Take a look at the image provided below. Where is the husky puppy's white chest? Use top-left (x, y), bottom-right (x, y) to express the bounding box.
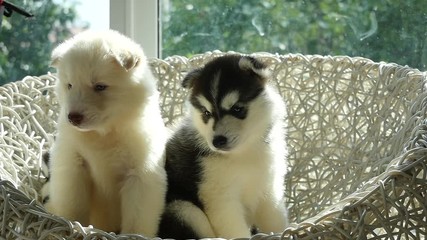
top-left (158, 55), bottom-right (289, 239)
top-left (199, 145), bottom-right (273, 211)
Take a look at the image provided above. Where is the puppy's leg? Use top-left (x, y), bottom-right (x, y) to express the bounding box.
top-left (204, 197), bottom-right (251, 238)
top-left (255, 193), bottom-right (288, 233)
top-left (158, 200), bottom-right (215, 239)
top-left (48, 147), bottom-right (91, 225)
top-left (171, 200), bottom-right (215, 238)
top-left (120, 167), bottom-right (166, 236)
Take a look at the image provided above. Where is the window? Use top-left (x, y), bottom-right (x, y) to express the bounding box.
top-left (1, 0), bottom-right (425, 85)
top-left (109, 0), bottom-right (158, 58)
top-left (159, 0), bottom-right (427, 70)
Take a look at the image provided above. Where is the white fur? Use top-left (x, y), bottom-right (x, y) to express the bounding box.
top-left (196, 95), bottom-right (214, 113)
top-left (220, 91), bottom-right (240, 110)
top-left (192, 95), bottom-right (217, 152)
top-left (238, 57), bottom-right (271, 79)
top-left (194, 85), bottom-right (288, 238)
top-left (47, 30), bottom-right (167, 236)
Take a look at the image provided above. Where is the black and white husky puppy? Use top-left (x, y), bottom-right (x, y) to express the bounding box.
top-left (158, 55), bottom-right (289, 239)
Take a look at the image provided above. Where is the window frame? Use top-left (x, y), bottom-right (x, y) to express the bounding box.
top-left (109, 0), bottom-right (159, 58)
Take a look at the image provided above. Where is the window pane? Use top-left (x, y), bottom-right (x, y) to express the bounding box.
top-left (160, 0), bottom-right (427, 70)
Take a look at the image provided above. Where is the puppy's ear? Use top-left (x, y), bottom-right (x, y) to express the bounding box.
top-left (182, 68), bottom-right (202, 89)
top-left (50, 53), bottom-right (61, 67)
top-left (238, 56), bottom-right (271, 81)
top-left (112, 52), bottom-right (140, 71)
top-left (50, 41), bottom-right (71, 67)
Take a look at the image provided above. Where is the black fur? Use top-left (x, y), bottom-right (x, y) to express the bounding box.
top-left (41, 151), bottom-right (51, 204)
top-left (186, 55), bottom-right (266, 102)
top-left (182, 68), bottom-right (202, 89)
top-left (164, 124), bottom-right (209, 208)
top-left (157, 121), bottom-right (211, 239)
top-left (157, 200), bottom-right (199, 240)
top-left (42, 151), bottom-right (50, 179)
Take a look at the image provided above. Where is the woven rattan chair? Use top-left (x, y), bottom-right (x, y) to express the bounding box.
top-left (1, 51), bottom-right (426, 239)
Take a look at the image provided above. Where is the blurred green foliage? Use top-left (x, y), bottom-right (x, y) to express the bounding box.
top-left (161, 0), bottom-right (427, 70)
top-left (0, 0), bottom-right (76, 84)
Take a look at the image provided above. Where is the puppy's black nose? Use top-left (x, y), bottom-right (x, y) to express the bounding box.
top-left (68, 112), bottom-right (84, 126)
top-left (212, 135), bottom-right (228, 149)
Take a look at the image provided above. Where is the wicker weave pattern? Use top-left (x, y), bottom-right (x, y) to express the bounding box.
top-left (1, 52), bottom-right (426, 239)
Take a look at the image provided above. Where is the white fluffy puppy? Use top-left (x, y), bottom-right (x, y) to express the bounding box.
top-left (47, 30), bottom-right (167, 236)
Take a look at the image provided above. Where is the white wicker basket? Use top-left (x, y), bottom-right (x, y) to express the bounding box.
top-left (1, 51), bottom-right (426, 239)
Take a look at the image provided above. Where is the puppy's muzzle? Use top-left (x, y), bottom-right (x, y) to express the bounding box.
top-left (68, 112), bottom-right (84, 126)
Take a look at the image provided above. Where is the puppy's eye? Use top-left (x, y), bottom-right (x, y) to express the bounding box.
top-left (94, 84), bottom-right (108, 92)
top-left (203, 110), bottom-right (212, 117)
top-left (201, 108), bottom-right (212, 118)
top-left (231, 105), bottom-right (243, 113)
top-left (67, 83), bottom-right (72, 90)
top-left (230, 105), bottom-right (246, 119)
